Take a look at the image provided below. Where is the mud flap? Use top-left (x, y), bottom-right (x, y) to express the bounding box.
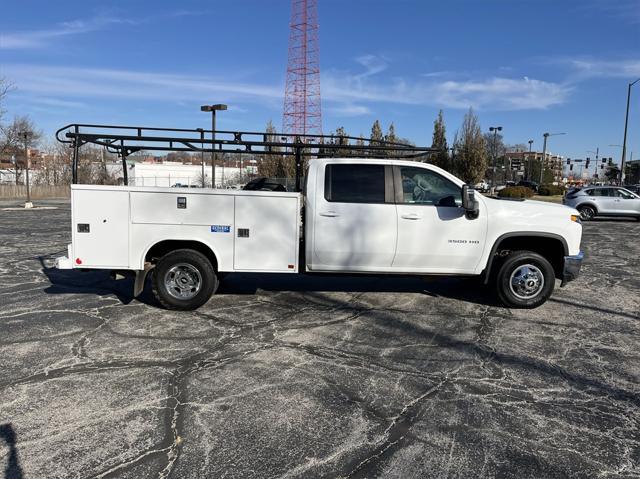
top-left (134, 264), bottom-right (155, 297)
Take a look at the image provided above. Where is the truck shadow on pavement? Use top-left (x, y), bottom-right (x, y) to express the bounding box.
top-left (217, 273), bottom-right (501, 306)
top-left (0, 423), bottom-right (23, 479)
top-left (39, 254), bottom-right (499, 308)
top-left (39, 256), bottom-right (137, 306)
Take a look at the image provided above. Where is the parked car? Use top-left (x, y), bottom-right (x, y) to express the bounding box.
top-left (495, 181), bottom-right (516, 192)
top-left (563, 186), bottom-right (640, 221)
top-left (517, 180), bottom-right (539, 193)
top-left (243, 177), bottom-right (287, 192)
top-left (475, 180), bottom-right (490, 192)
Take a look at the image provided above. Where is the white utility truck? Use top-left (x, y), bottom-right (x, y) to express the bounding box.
top-left (55, 124), bottom-right (584, 310)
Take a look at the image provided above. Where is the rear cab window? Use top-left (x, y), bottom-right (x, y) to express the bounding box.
top-left (324, 163), bottom-right (387, 203)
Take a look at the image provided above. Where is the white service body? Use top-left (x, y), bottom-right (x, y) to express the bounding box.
top-left (61, 185), bottom-right (301, 273)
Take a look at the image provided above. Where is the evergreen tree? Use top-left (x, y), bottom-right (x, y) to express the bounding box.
top-left (333, 126), bottom-right (349, 157)
top-left (385, 123), bottom-right (397, 144)
top-left (370, 120), bottom-right (383, 145)
top-left (453, 108), bottom-right (487, 184)
top-left (369, 120), bottom-right (384, 157)
top-left (431, 110), bottom-right (450, 170)
top-left (258, 120), bottom-right (294, 178)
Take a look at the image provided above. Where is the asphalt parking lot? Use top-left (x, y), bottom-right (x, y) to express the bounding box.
top-left (1, 199), bottom-right (639, 479)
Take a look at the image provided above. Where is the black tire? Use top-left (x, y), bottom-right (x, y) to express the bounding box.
top-left (578, 205), bottom-right (596, 221)
top-left (152, 249), bottom-right (218, 310)
top-left (495, 251), bottom-right (555, 309)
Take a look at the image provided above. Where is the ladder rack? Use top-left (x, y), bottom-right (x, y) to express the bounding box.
top-left (56, 123), bottom-right (438, 191)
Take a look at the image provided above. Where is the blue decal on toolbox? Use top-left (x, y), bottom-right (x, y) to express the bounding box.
top-left (211, 225), bottom-right (231, 233)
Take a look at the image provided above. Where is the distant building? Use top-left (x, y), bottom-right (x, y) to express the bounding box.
top-left (504, 151), bottom-right (564, 183)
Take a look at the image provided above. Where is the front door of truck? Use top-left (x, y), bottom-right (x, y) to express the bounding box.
top-left (392, 165), bottom-right (487, 273)
top-left (312, 163), bottom-right (397, 269)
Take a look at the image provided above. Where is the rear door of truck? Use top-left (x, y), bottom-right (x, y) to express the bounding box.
top-left (312, 163), bottom-right (397, 269)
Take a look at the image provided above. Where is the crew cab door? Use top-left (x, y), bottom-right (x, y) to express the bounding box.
top-left (312, 163), bottom-right (397, 269)
top-left (392, 165), bottom-right (487, 273)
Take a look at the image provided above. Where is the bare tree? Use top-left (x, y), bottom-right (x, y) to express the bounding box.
top-left (0, 116), bottom-right (42, 184)
top-left (0, 77), bottom-right (14, 125)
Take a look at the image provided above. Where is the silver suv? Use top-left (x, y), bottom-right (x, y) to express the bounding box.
top-left (563, 186), bottom-right (640, 221)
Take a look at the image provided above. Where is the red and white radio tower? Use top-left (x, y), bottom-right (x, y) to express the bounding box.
top-left (283, 0), bottom-right (322, 137)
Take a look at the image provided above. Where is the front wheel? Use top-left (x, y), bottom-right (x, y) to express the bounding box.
top-left (495, 251), bottom-right (555, 309)
top-left (152, 249), bottom-right (218, 310)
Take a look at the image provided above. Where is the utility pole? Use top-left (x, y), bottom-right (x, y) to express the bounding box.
top-left (201, 104), bottom-right (228, 188)
top-left (620, 78), bottom-right (640, 185)
top-left (20, 131), bottom-right (33, 208)
top-left (526, 139), bottom-right (533, 180)
top-left (540, 132), bottom-right (566, 184)
top-left (489, 126), bottom-right (502, 190)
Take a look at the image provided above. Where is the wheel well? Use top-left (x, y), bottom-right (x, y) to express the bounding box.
top-left (486, 235), bottom-right (566, 281)
top-left (145, 240), bottom-right (218, 271)
top-left (577, 202), bottom-right (597, 212)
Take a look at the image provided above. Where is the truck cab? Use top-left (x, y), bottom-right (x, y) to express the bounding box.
top-left (305, 159), bottom-right (583, 307)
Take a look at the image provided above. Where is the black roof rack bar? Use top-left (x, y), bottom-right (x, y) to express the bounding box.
top-left (56, 123), bottom-right (439, 189)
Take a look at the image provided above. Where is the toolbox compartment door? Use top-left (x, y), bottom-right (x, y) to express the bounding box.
top-left (233, 195), bottom-right (299, 272)
top-left (72, 188), bottom-right (130, 268)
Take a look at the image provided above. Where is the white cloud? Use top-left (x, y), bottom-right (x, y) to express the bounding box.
top-left (354, 54), bottom-right (389, 78)
top-left (0, 10), bottom-right (207, 50)
top-left (323, 72), bottom-right (571, 111)
top-left (326, 104), bottom-right (372, 116)
top-left (5, 64), bottom-right (282, 103)
top-left (568, 58), bottom-right (640, 79)
top-left (0, 15), bottom-right (136, 49)
top-left (5, 60), bottom-right (572, 118)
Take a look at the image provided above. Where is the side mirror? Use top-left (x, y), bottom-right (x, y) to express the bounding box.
top-left (462, 185), bottom-right (479, 219)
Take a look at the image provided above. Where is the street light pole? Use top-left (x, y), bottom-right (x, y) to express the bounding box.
top-left (620, 78), bottom-right (640, 185)
top-left (489, 126), bottom-right (502, 190)
top-left (540, 132), bottom-right (566, 184)
top-left (527, 139), bottom-right (533, 180)
top-left (20, 131), bottom-right (32, 207)
top-left (201, 104), bottom-right (228, 188)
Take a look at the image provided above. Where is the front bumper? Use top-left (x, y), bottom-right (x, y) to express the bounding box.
top-left (561, 251), bottom-right (584, 287)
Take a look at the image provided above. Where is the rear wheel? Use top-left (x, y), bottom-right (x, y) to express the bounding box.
top-left (496, 251), bottom-right (555, 309)
top-left (152, 249), bottom-right (218, 310)
top-left (578, 205), bottom-right (596, 221)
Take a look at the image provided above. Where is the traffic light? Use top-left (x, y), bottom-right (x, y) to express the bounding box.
top-left (570, 164), bottom-right (573, 171)
top-left (586, 159), bottom-right (590, 168)
top-left (566, 158), bottom-right (571, 165)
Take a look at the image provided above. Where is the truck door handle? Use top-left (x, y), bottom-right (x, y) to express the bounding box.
top-left (401, 213), bottom-right (421, 220)
top-left (320, 211), bottom-right (339, 217)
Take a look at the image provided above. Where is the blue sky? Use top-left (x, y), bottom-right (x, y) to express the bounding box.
top-left (1, 0), bottom-right (639, 165)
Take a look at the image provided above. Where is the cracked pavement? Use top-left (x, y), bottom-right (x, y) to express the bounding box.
top-left (0, 199), bottom-right (639, 478)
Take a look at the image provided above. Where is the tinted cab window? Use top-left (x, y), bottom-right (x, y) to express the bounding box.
top-left (324, 164), bottom-right (385, 203)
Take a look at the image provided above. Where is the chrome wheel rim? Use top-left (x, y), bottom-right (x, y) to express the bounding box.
top-left (509, 263), bottom-right (545, 300)
top-left (579, 207), bottom-right (594, 220)
top-left (164, 263), bottom-right (202, 300)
